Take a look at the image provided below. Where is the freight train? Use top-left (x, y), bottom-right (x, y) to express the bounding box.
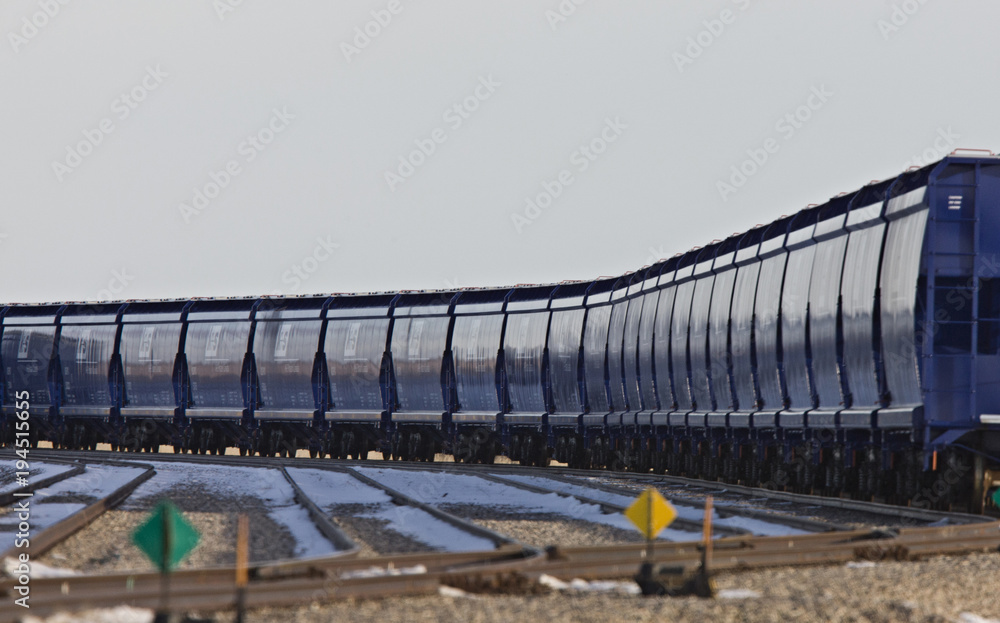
top-left (3, 154), bottom-right (1000, 511)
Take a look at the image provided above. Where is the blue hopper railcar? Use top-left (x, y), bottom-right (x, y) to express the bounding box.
top-left (2, 153), bottom-right (999, 511)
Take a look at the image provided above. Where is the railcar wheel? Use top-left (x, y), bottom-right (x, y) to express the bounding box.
top-left (408, 432), bottom-right (421, 462)
top-left (482, 442), bottom-right (496, 464)
top-left (357, 438), bottom-right (369, 460)
top-left (520, 435), bottom-right (535, 466)
top-left (454, 433), bottom-right (470, 464)
top-left (535, 441), bottom-right (550, 468)
top-left (607, 438), bottom-right (624, 472)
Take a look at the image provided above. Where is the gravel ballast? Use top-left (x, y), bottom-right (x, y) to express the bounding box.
top-left (38, 485), bottom-right (300, 573)
top-left (329, 503), bottom-right (437, 557)
top-left (202, 551), bottom-right (1000, 623)
top-left (446, 505), bottom-right (659, 548)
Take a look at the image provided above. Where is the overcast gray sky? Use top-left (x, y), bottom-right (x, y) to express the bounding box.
top-left (1, 0), bottom-right (997, 304)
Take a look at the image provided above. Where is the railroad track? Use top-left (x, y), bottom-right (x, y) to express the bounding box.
top-left (9, 448), bottom-right (989, 533)
top-left (0, 458), bottom-right (85, 507)
top-left (0, 546), bottom-right (538, 621)
top-left (459, 468), bottom-right (839, 535)
top-left (2, 448), bottom-right (998, 619)
top-left (450, 462), bottom-right (991, 529)
top-left (2, 519), bottom-right (997, 620)
top-left (0, 458), bottom-right (155, 561)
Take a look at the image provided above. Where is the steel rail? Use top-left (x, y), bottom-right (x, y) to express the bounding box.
top-left (338, 465), bottom-right (518, 548)
top-left (463, 467), bottom-right (838, 534)
top-left (2, 522), bottom-right (996, 620)
top-left (279, 466), bottom-right (358, 554)
top-left (440, 466), bottom-right (744, 537)
top-left (0, 462), bottom-right (155, 561)
top-left (7, 448), bottom-right (988, 529)
top-left (452, 462), bottom-right (990, 526)
top-left (538, 465), bottom-right (990, 524)
top-left (0, 547), bottom-right (544, 621)
top-left (533, 520), bottom-right (1000, 579)
top-left (0, 459), bottom-right (86, 507)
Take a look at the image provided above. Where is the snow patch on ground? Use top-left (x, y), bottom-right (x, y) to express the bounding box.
top-left (3, 557), bottom-right (79, 578)
top-left (718, 588), bottom-right (761, 599)
top-left (355, 468), bottom-right (693, 541)
top-left (38, 465), bottom-right (147, 500)
top-left (341, 563), bottom-right (427, 579)
top-left (288, 468), bottom-right (496, 552)
top-left (361, 505), bottom-right (495, 551)
top-left (0, 462), bottom-right (77, 495)
top-left (126, 461), bottom-right (287, 504)
top-left (497, 474), bottom-right (636, 506)
top-left (286, 467), bottom-right (391, 505)
top-left (496, 474), bottom-right (806, 537)
top-left (129, 461), bottom-right (339, 558)
top-left (23, 605), bottom-right (153, 623)
top-left (539, 574), bottom-right (640, 595)
top-left (710, 513), bottom-right (807, 537)
top-left (1, 466), bottom-right (148, 551)
top-left (438, 585), bottom-right (473, 598)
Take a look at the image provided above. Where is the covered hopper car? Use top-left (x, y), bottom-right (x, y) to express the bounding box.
top-left (3, 154), bottom-right (1000, 511)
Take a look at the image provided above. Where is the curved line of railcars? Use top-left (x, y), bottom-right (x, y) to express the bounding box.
top-left (2, 154), bottom-right (1000, 509)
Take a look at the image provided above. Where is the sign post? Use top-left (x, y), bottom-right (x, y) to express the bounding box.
top-left (235, 513), bottom-right (249, 623)
top-left (132, 500), bottom-right (201, 622)
top-left (624, 487), bottom-right (677, 570)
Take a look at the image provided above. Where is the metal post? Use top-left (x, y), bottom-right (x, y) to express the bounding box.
top-left (236, 513), bottom-right (250, 623)
top-left (154, 511), bottom-right (172, 623)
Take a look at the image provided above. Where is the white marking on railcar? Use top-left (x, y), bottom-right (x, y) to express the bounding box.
top-left (138, 326), bottom-right (155, 360)
top-left (205, 325), bottom-right (223, 358)
top-left (275, 323), bottom-right (292, 358)
top-left (344, 322), bottom-right (361, 358)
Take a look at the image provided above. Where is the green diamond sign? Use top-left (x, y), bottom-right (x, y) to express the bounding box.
top-left (132, 500), bottom-right (200, 573)
top-left (991, 488), bottom-right (1000, 510)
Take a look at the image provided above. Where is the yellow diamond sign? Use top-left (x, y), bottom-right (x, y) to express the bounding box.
top-left (624, 487), bottom-right (677, 540)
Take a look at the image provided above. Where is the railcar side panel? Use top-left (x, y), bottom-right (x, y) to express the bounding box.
top-left (389, 316), bottom-right (450, 413)
top-left (121, 323), bottom-right (182, 409)
top-left (548, 308), bottom-right (585, 414)
top-left (451, 314), bottom-right (504, 414)
top-left (59, 325), bottom-right (117, 410)
top-left (503, 311), bottom-right (549, 414)
top-left (186, 321), bottom-right (250, 410)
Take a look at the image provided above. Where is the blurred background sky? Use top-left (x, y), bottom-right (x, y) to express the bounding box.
top-left (2, 0), bottom-right (998, 303)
